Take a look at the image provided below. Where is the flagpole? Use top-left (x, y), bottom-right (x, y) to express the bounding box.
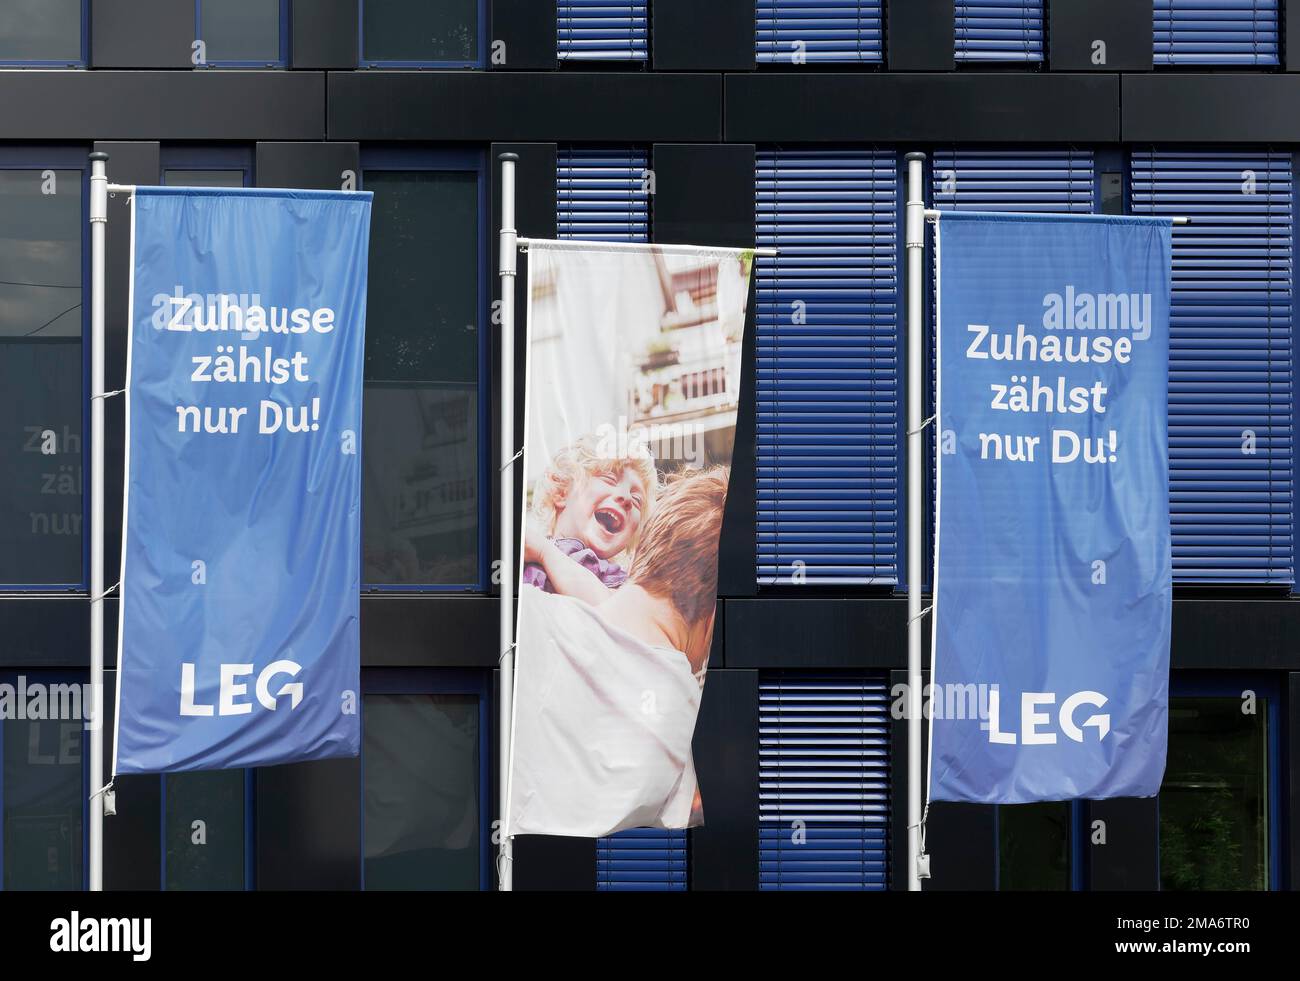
top-left (88, 150), bottom-right (109, 892)
top-left (497, 152), bottom-right (518, 891)
top-left (904, 151), bottom-right (927, 892)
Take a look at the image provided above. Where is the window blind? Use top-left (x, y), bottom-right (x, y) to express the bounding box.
top-left (755, 149), bottom-right (900, 585)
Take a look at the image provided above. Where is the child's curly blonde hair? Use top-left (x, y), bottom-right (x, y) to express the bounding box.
top-left (530, 433), bottom-right (660, 553)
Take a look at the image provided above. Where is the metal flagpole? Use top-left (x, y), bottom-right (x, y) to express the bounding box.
top-left (904, 151), bottom-right (927, 892)
top-left (497, 152), bottom-right (519, 891)
top-left (88, 150), bottom-right (109, 891)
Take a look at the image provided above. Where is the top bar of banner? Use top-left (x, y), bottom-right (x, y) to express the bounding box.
top-left (925, 209), bottom-right (1190, 226)
top-left (129, 185), bottom-right (373, 203)
top-left (517, 237), bottom-right (778, 256)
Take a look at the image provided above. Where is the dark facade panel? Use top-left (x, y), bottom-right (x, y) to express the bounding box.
top-left (1049, 0), bottom-right (1154, 71)
top-left (490, 0), bottom-right (558, 70)
top-left (1086, 798), bottom-right (1160, 889)
top-left (0, 599), bottom-right (88, 668)
top-left (654, 0), bottom-right (756, 71)
top-left (90, 0), bottom-right (194, 69)
top-left (1290, 673), bottom-right (1299, 889)
top-left (887, 0), bottom-right (956, 72)
top-left (0, 72), bottom-right (325, 140)
top-left (726, 598), bottom-right (908, 668)
top-left (1289, 0), bottom-right (1300, 72)
top-left (292, 0), bottom-right (359, 69)
top-left (1172, 600), bottom-right (1300, 670)
top-left (257, 757), bottom-right (362, 889)
top-left (652, 144), bottom-right (759, 598)
top-left (255, 141), bottom-right (360, 191)
top-left (725, 73), bottom-right (1121, 143)
top-left (361, 596), bottom-right (497, 666)
top-left (328, 72), bottom-right (722, 142)
top-left (691, 669), bottom-right (760, 889)
top-left (1123, 74), bottom-right (1300, 143)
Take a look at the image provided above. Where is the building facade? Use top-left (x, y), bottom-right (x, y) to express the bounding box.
top-left (0, 0), bottom-right (1295, 891)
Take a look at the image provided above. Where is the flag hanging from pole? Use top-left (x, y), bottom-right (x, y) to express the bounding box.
top-left (506, 242), bottom-right (754, 838)
top-left (114, 187), bottom-right (371, 774)
top-left (929, 211), bottom-right (1173, 803)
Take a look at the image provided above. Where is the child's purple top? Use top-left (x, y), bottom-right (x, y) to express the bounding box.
top-left (522, 537), bottom-right (628, 593)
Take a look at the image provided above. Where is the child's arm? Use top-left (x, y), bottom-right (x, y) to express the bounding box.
top-left (531, 536), bottom-right (617, 606)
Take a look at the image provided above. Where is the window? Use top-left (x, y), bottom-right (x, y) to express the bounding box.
top-left (1, 672), bottom-right (87, 890)
top-left (997, 802), bottom-right (1075, 890)
top-left (1130, 150), bottom-right (1294, 586)
top-left (755, 1), bottom-right (884, 64)
top-left (756, 149), bottom-right (899, 585)
top-left (954, 1), bottom-right (1045, 64)
top-left (197, 0), bottom-right (287, 68)
top-left (558, 1), bottom-right (649, 63)
top-left (361, 152), bottom-right (485, 589)
top-left (759, 674), bottom-right (890, 890)
top-left (0, 0), bottom-right (83, 66)
top-left (1160, 677), bottom-right (1279, 890)
top-left (1155, 0), bottom-right (1280, 66)
top-left (163, 770), bottom-right (252, 890)
top-left (362, 671), bottom-right (488, 890)
top-left (161, 145), bottom-right (252, 191)
top-left (0, 157), bottom-right (85, 589)
top-left (360, 0), bottom-right (482, 67)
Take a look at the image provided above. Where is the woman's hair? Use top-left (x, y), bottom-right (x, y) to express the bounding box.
top-left (627, 466), bottom-right (729, 628)
top-left (530, 433), bottom-right (659, 544)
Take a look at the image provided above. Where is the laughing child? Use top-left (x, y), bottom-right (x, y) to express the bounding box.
top-left (522, 434), bottom-right (659, 606)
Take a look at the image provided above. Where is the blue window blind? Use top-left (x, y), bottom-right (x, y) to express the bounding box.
top-left (558, 1), bottom-right (649, 62)
top-left (756, 1), bottom-right (885, 63)
top-left (555, 148), bottom-right (685, 889)
top-left (556, 148), bottom-right (650, 242)
top-left (596, 829), bottom-right (689, 890)
top-left (755, 150), bottom-right (900, 585)
top-left (759, 674), bottom-right (890, 890)
top-left (1154, 1), bottom-right (1280, 65)
top-left (954, 1), bottom-right (1045, 63)
top-left (1131, 150), bottom-right (1294, 585)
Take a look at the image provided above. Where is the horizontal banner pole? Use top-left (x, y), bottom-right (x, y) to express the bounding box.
top-left (924, 208), bottom-right (1190, 225)
top-left (518, 237), bottom-right (778, 256)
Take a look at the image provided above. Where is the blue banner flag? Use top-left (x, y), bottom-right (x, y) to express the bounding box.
top-left (114, 187), bottom-right (372, 774)
top-left (929, 212), bottom-right (1173, 803)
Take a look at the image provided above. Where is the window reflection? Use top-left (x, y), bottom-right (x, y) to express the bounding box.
top-left (1161, 697), bottom-right (1270, 890)
top-left (200, 0), bottom-right (281, 65)
top-left (165, 771), bottom-right (246, 890)
top-left (362, 0), bottom-right (478, 64)
top-left (0, 0), bottom-right (81, 63)
top-left (363, 693), bottom-right (480, 890)
top-left (363, 170), bottom-right (479, 586)
top-left (998, 802), bottom-right (1070, 891)
top-left (3, 718), bottom-right (83, 890)
top-left (0, 170), bottom-right (83, 586)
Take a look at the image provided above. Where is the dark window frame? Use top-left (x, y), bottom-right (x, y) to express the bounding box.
top-left (359, 147), bottom-right (489, 593)
top-left (360, 667), bottom-right (491, 890)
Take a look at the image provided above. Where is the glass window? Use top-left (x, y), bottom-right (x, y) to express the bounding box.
top-left (998, 802), bottom-right (1070, 890)
top-left (164, 771), bottom-right (247, 890)
top-left (362, 168), bottom-right (480, 588)
top-left (3, 711), bottom-right (84, 890)
top-left (0, 169), bottom-right (84, 587)
top-left (0, 0), bottom-right (82, 64)
top-left (363, 693), bottom-right (480, 889)
top-left (361, 0), bottom-right (479, 66)
top-left (1161, 696), bottom-right (1271, 890)
top-left (199, 0), bottom-right (283, 66)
